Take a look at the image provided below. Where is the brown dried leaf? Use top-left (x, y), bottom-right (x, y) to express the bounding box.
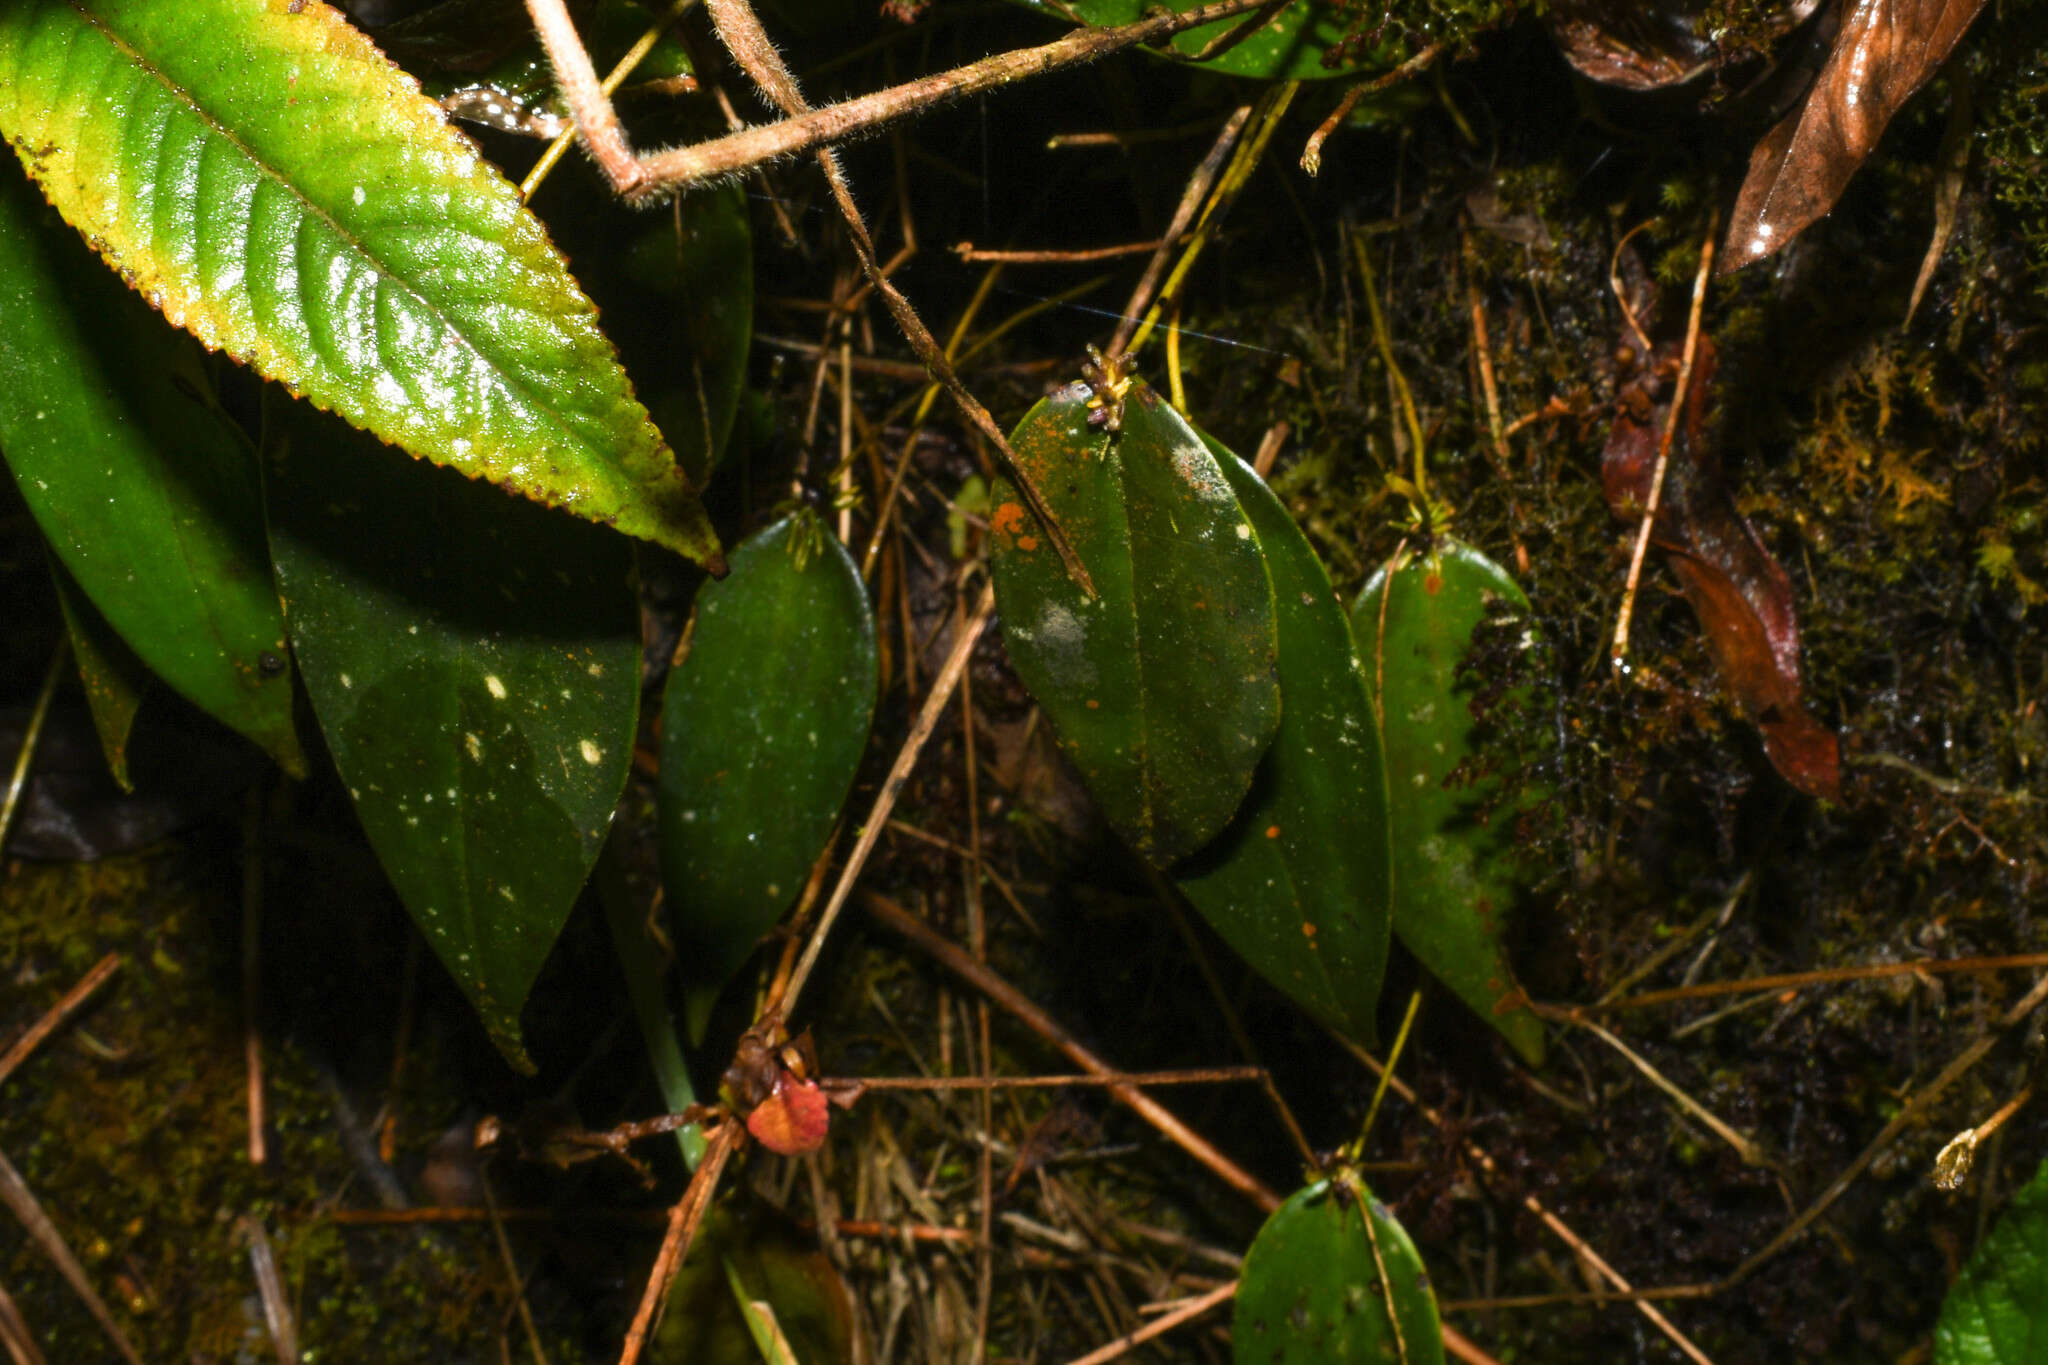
top-left (1721, 0), bottom-right (1989, 273)
top-left (1604, 334), bottom-right (1842, 799)
top-left (746, 1078), bottom-right (831, 1157)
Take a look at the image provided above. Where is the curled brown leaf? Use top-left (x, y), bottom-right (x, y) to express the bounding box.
top-left (1720, 0), bottom-right (1989, 273)
top-left (1604, 333), bottom-right (1842, 799)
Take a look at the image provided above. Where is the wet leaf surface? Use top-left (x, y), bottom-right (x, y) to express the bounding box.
top-left (1175, 436), bottom-right (1392, 1045)
top-left (989, 378), bottom-right (1280, 867)
top-left (1721, 0), bottom-right (1989, 272)
top-left (1354, 539), bottom-right (1545, 1065)
top-left (1935, 1157), bottom-right (2048, 1364)
top-left (1234, 1169), bottom-right (1444, 1365)
top-left (0, 0), bottom-right (720, 565)
top-left (658, 513), bottom-right (877, 1035)
top-left (268, 404), bottom-right (641, 1072)
top-left (0, 166), bottom-right (303, 775)
top-left (1604, 332), bottom-right (1841, 798)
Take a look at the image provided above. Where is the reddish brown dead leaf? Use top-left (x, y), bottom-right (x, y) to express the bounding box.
top-left (1720, 0), bottom-right (1989, 273)
top-left (746, 1077), bottom-right (831, 1156)
top-left (1604, 333), bottom-right (1842, 799)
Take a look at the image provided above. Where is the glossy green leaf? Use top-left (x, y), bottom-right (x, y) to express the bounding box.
top-left (1006, 0), bottom-right (1396, 80)
top-left (1353, 539), bottom-right (1545, 1065)
top-left (267, 404), bottom-right (640, 1072)
top-left (612, 184), bottom-right (753, 485)
top-left (988, 380), bottom-right (1280, 867)
top-left (0, 166), bottom-right (304, 775)
top-left (1936, 1157), bottom-right (2048, 1365)
top-left (1235, 1169), bottom-right (1444, 1365)
top-left (49, 558), bottom-right (149, 794)
top-left (659, 513), bottom-right (877, 1036)
top-left (0, 0), bottom-right (720, 566)
top-left (1176, 437), bottom-right (1392, 1043)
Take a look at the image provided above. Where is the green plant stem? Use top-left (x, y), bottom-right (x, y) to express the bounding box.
top-left (597, 840), bottom-right (706, 1169)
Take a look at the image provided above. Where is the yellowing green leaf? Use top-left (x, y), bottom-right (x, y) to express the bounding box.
top-left (0, 0), bottom-right (719, 565)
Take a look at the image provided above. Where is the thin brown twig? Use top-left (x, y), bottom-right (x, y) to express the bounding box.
top-left (630, 0), bottom-right (1278, 193)
top-left (0, 1148), bottom-right (142, 1365)
top-left (1150, 873), bottom-right (1316, 1167)
top-left (1612, 214), bottom-right (1715, 668)
top-left (236, 1216), bottom-right (299, 1365)
top-left (482, 1170), bottom-right (550, 1365)
top-left (615, 1120), bottom-right (739, 1365)
top-left (859, 267), bottom-right (1004, 582)
top-left (704, 0), bottom-right (1095, 598)
top-left (241, 782), bottom-right (268, 1166)
top-left (779, 580), bottom-right (996, 1017)
top-left (1575, 951), bottom-right (2048, 1013)
top-left (520, 0), bottom-right (646, 196)
top-left (0, 1281), bottom-right (44, 1365)
top-left (0, 953), bottom-right (120, 1090)
top-left (862, 890), bottom-right (1284, 1212)
top-left (1541, 1008), bottom-right (1767, 1168)
top-left (1442, 1286), bottom-right (1716, 1311)
top-left (956, 587), bottom-right (997, 1365)
top-left (1721, 971), bottom-right (2048, 1289)
top-left (1064, 1281), bottom-right (1236, 1365)
top-left (1299, 41), bottom-right (1448, 176)
top-left (952, 241), bottom-right (1164, 264)
top-left (1106, 106), bottom-right (1253, 361)
top-left (1934, 1084), bottom-right (2034, 1191)
top-left (838, 1067), bottom-right (1267, 1092)
top-left (0, 637), bottom-right (66, 858)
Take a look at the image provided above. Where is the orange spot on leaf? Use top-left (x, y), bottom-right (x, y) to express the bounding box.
top-left (990, 502), bottom-right (1029, 538)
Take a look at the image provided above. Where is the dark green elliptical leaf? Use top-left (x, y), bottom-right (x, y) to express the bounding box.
top-left (1006, 0), bottom-right (1395, 80)
top-left (610, 184), bottom-right (753, 486)
top-left (1175, 437), bottom-right (1392, 1043)
top-left (1235, 1169), bottom-right (1444, 1365)
top-left (0, 0), bottom-right (721, 567)
top-left (0, 168), bottom-right (303, 775)
top-left (658, 514), bottom-right (877, 1038)
top-left (988, 380), bottom-right (1280, 867)
top-left (1936, 1157), bottom-right (2048, 1365)
top-left (50, 560), bottom-right (149, 793)
top-left (268, 406), bottom-right (640, 1072)
top-left (1354, 540), bottom-right (1545, 1065)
